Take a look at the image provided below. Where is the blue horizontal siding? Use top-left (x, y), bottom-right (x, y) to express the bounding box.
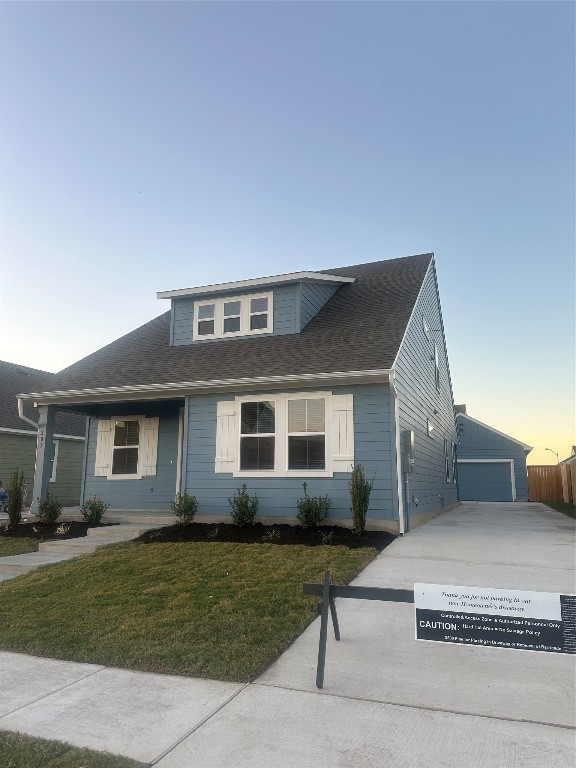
top-left (456, 415), bottom-right (529, 500)
top-left (184, 383), bottom-right (397, 522)
top-left (393, 262), bottom-right (458, 519)
top-left (299, 282), bottom-right (339, 329)
top-left (83, 403), bottom-right (180, 510)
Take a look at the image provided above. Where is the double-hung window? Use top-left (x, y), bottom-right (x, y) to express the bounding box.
top-left (112, 419), bottom-right (140, 476)
top-left (240, 401), bottom-right (275, 470)
top-left (194, 292), bottom-right (272, 340)
top-left (287, 398), bottom-right (326, 470)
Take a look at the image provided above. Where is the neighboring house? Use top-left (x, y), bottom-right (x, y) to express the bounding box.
top-left (17, 253), bottom-right (459, 533)
top-left (0, 360), bottom-right (86, 506)
top-left (455, 406), bottom-right (532, 502)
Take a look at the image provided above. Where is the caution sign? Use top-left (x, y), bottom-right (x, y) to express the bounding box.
top-left (414, 584), bottom-right (576, 654)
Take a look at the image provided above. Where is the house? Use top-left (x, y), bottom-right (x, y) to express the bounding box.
top-left (0, 360), bottom-right (86, 507)
top-left (455, 406), bottom-right (532, 502)
top-left (17, 253), bottom-right (459, 533)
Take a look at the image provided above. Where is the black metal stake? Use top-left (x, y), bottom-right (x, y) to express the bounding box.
top-left (315, 570), bottom-right (332, 689)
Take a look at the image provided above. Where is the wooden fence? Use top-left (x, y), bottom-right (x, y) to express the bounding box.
top-left (527, 465), bottom-right (563, 502)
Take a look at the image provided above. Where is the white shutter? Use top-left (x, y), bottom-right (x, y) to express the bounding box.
top-left (215, 400), bottom-right (236, 473)
top-left (331, 394), bottom-right (354, 472)
top-left (140, 417), bottom-right (159, 476)
top-left (95, 419), bottom-right (113, 476)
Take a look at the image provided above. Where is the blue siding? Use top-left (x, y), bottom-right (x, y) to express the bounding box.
top-left (83, 403), bottom-right (180, 510)
top-left (299, 282), bottom-right (339, 330)
top-left (393, 262), bottom-right (459, 520)
top-left (458, 462), bottom-right (513, 502)
top-left (456, 415), bottom-right (529, 500)
top-left (171, 285), bottom-right (300, 346)
top-left (184, 384), bottom-right (397, 523)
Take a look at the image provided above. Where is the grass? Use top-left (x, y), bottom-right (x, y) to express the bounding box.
top-left (0, 730), bottom-right (147, 768)
top-left (0, 537), bottom-right (39, 556)
top-left (0, 539), bottom-right (377, 681)
top-left (543, 501), bottom-right (576, 519)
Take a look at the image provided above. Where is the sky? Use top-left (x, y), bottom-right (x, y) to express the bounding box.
top-left (0, 1), bottom-right (573, 465)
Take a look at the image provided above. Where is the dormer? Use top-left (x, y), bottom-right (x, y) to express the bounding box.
top-left (157, 270), bottom-right (356, 347)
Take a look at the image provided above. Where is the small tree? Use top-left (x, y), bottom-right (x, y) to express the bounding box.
top-left (228, 483), bottom-right (259, 526)
top-left (296, 482), bottom-right (332, 529)
top-left (80, 496), bottom-right (110, 526)
top-left (349, 464), bottom-right (375, 536)
top-left (7, 469), bottom-right (26, 527)
top-left (37, 492), bottom-right (63, 525)
top-left (171, 491), bottom-right (198, 526)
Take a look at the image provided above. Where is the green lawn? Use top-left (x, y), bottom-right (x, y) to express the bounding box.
top-left (543, 501), bottom-right (576, 519)
top-left (0, 537), bottom-right (39, 557)
top-left (0, 539), bottom-right (377, 681)
top-left (0, 730), bottom-right (147, 768)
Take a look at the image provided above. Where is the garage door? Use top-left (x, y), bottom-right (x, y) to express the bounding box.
top-left (457, 461), bottom-right (514, 502)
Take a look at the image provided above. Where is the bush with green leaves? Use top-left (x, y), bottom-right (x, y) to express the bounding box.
top-left (228, 483), bottom-right (259, 526)
top-left (80, 496), bottom-right (110, 526)
top-left (349, 464), bottom-right (375, 536)
top-left (7, 469), bottom-right (26, 527)
top-left (296, 482), bottom-right (332, 529)
top-left (171, 491), bottom-right (198, 526)
top-left (37, 492), bottom-right (63, 525)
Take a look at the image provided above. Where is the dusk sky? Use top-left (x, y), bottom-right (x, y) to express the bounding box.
top-left (0, 2), bottom-right (573, 465)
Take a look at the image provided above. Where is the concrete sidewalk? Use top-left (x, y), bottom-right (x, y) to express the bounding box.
top-left (0, 502), bottom-right (574, 766)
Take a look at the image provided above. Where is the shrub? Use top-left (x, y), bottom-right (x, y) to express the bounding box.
top-left (37, 492), bottom-right (63, 525)
top-left (7, 469), bottom-right (26, 527)
top-left (228, 483), bottom-right (259, 526)
top-left (296, 482), bottom-right (332, 529)
top-left (171, 491), bottom-right (198, 526)
top-left (349, 464), bottom-right (375, 536)
top-left (262, 528), bottom-right (280, 542)
top-left (80, 496), bottom-right (110, 526)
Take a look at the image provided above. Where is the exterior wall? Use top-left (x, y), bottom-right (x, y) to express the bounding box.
top-left (299, 282), bottom-right (339, 329)
top-left (83, 403), bottom-right (180, 510)
top-left (456, 415), bottom-right (529, 501)
top-left (0, 431), bottom-right (84, 506)
top-left (184, 383), bottom-right (398, 526)
top-left (171, 284), bottom-right (300, 345)
top-left (171, 281), bottom-right (340, 345)
top-left (393, 263), bottom-right (459, 523)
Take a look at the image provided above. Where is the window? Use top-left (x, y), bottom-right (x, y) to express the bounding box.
top-left (215, 392), bottom-right (353, 477)
top-left (288, 398), bottom-right (326, 470)
top-left (95, 416), bottom-right (159, 479)
top-left (427, 418), bottom-right (434, 437)
top-left (451, 441), bottom-right (457, 483)
top-left (434, 343), bottom-right (440, 390)
top-left (240, 401), bottom-right (275, 470)
top-left (444, 438), bottom-right (450, 482)
top-left (112, 419), bottom-right (140, 475)
top-left (194, 292), bottom-right (273, 340)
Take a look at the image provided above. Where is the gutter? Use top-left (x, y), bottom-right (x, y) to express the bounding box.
top-left (17, 397), bottom-right (38, 430)
top-left (389, 375), bottom-right (406, 535)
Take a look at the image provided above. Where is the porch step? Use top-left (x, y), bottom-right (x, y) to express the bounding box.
top-left (0, 552), bottom-right (75, 576)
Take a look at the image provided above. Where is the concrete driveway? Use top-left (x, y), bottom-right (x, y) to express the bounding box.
top-left (0, 502), bottom-right (574, 767)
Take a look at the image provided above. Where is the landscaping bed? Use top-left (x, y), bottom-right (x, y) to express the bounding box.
top-left (0, 521), bottom-right (115, 541)
top-left (138, 521), bottom-right (395, 550)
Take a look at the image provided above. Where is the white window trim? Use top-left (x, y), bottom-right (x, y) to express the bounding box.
top-left (434, 343), bottom-right (440, 391)
top-left (193, 291), bottom-right (273, 341)
top-left (427, 418), bottom-right (434, 438)
top-left (235, 391), bottom-right (333, 478)
top-left (105, 416), bottom-right (145, 480)
top-left (50, 440), bottom-right (59, 482)
top-left (423, 315), bottom-right (430, 340)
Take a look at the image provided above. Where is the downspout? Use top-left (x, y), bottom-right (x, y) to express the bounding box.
top-left (389, 376), bottom-right (406, 535)
top-left (17, 398), bottom-right (39, 430)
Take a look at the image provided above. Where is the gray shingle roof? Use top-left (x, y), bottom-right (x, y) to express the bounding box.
top-left (19, 253), bottom-right (433, 395)
top-left (0, 360), bottom-right (86, 435)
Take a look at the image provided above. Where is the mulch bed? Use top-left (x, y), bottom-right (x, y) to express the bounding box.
top-left (137, 522), bottom-right (396, 551)
top-left (0, 521), bottom-right (117, 541)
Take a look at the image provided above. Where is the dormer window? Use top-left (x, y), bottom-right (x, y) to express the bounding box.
top-left (194, 292), bottom-right (273, 340)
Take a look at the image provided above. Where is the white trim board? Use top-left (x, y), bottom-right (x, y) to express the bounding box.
top-left (0, 426), bottom-right (84, 441)
top-left (457, 458), bottom-right (517, 501)
top-left (456, 413), bottom-right (532, 452)
top-left (157, 271), bottom-right (356, 299)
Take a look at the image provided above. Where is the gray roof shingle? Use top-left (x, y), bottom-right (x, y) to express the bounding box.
top-left (19, 253), bottom-right (433, 396)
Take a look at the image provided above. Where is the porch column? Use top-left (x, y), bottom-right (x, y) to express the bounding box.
top-left (30, 405), bottom-right (56, 515)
